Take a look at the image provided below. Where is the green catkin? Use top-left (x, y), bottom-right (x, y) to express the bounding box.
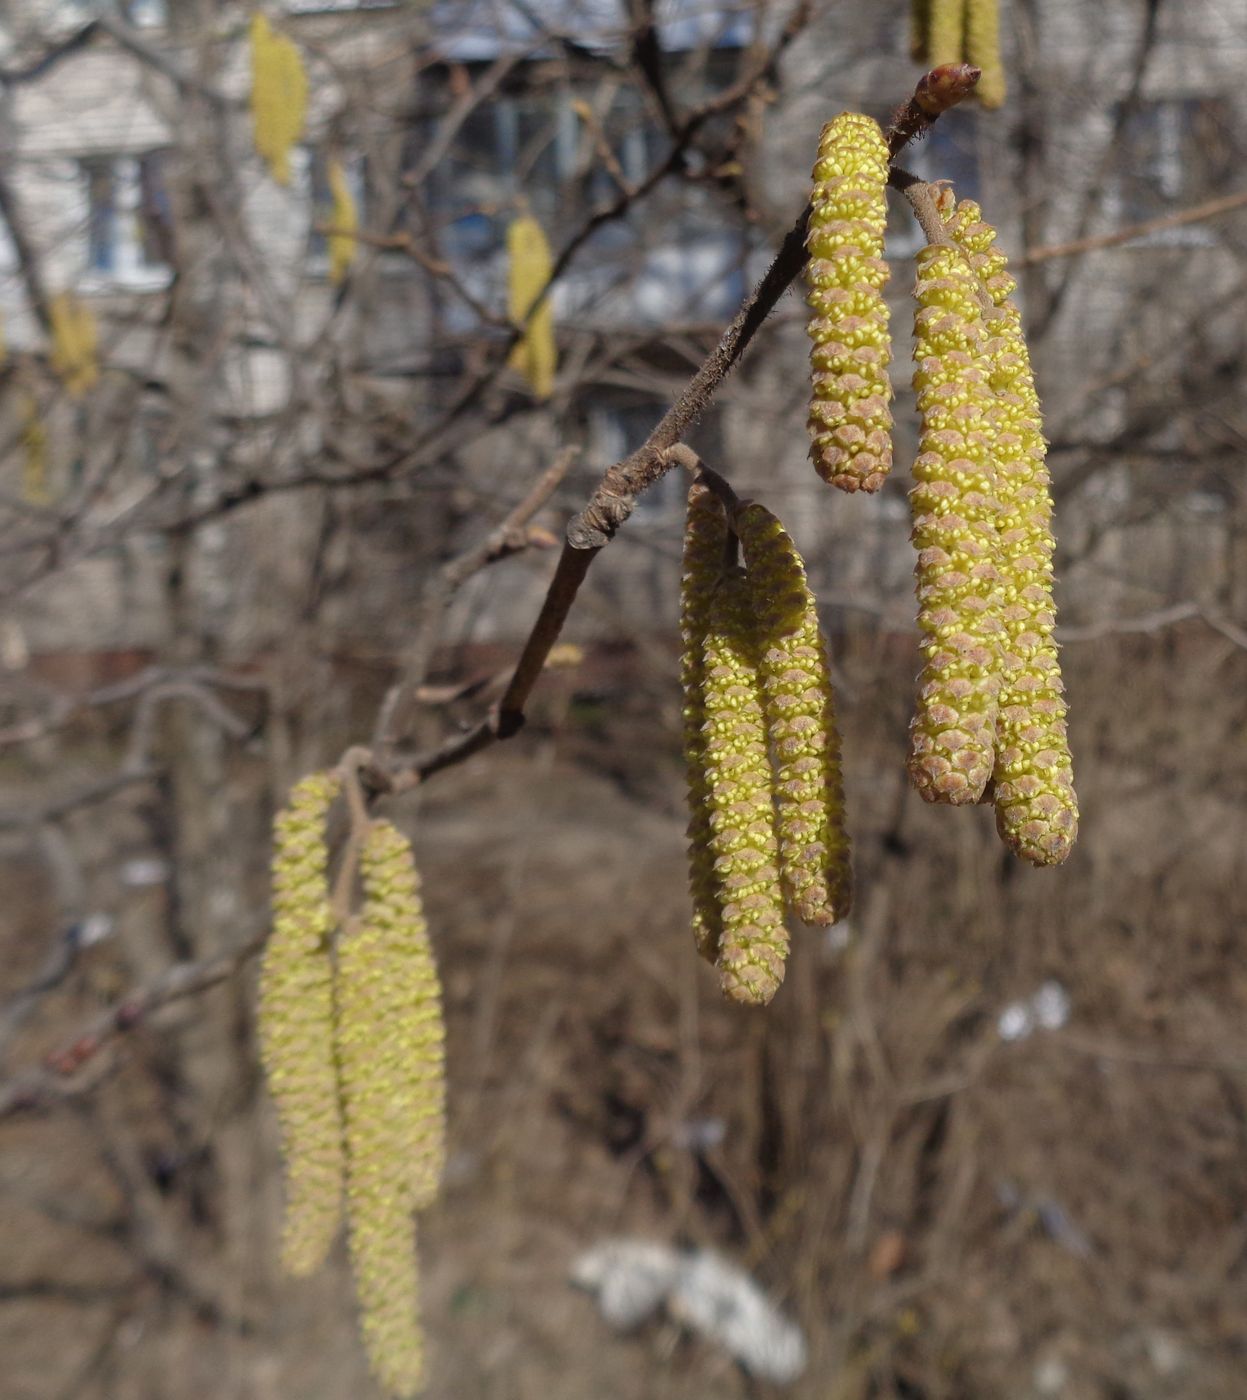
top-left (336, 820), bottom-right (446, 1397)
top-left (701, 572), bottom-right (790, 1005)
top-left (927, 0), bottom-right (968, 68)
top-left (907, 244), bottom-right (1004, 804)
top-left (805, 112), bottom-right (894, 493)
top-left (910, 0), bottom-right (932, 61)
top-left (680, 484), bottom-right (730, 962)
top-left (940, 197), bottom-right (1078, 863)
top-left (734, 503), bottom-right (851, 926)
top-left (965, 0), bottom-right (1006, 108)
top-left (259, 770), bottom-right (344, 1278)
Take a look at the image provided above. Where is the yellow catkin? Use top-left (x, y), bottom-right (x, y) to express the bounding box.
top-left (701, 571), bottom-right (789, 1006)
top-left (805, 112), bottom-right (894, 493)
top-left (941, 197), bottom-right (1077, 862)
top-left (506, 214), bottom-right (557, 400)
top-left (927, 0), bottom-right (968, 68)
top-left (680, 483), bottom-right (730, 963)
top-left (734, 502), bottom-right (851, 926)
top-left (20, 392), bottom-right (49, 505)
top-left (907, 244), bottom-right (1004, 804)
top-left (49, 292), bottom-right (99, 398)
top-left (327, 158), bottom-right (359, 285)
top-left (965, 0), bottom-right (1006, 108)
top-left (910, 0), bottom-right (932, 61)
top-left (258, 770), bottom-right (344, 1278)
top-left (336, 821), bottom-right (446, 1398)
top-left (250, 12), bottom-right (308, 186)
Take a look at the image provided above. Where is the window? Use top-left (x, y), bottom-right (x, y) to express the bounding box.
top-left (81, 153), bottom-right (173, 289)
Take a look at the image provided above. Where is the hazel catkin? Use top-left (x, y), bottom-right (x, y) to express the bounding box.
top-left (701, 572), bottom-right (790, 1006)
top-left (507, 214), bottom-right (557, 400)
top-left (258, 769), bottom-right (345, 1278)
top-left (680, 483), bottom-right (730, 962)
top-left (805, 112), bottom-right (893, 493)
top-left (927, 0), bottom-right (968, 68)
top-left (249, 12), bottom-right (308, 186)
top-left (965, 0), bottom-right (1007, 108)
top-left (734, 502), bottom-right (851, 926)
top-left (906, 244), bottom-right (1004, 805)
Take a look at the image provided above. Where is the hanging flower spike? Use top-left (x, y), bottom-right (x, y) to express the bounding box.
top-left (507, 214), bottom-right (557, 400)
top-left (734, 502), bottom-right (851, 926)
top-left (20, 393), bottom-right (49, 505)
top-left (907, 244), bottom-right (1004, 804)
top-left (965, 0), bottom-right (1006, 108)
top-left (805, 112), bottom-right (894, 493)
top-left (250, 12), bottom-right (308, 186)
top-left (49, 292), bottom-right (99, 398)
top-left (910, 0), bottom-right (932, 62)
top-left (259, 770), bottom-right (345, 1278)
top-left (327, 158), bottom-right (359, 286)
top-left (926, 0), bottom-right (969, 69)
top-left (680, 483), bottom-right (730, 962)
top-left (701, 571), bottom-right (790, 1005)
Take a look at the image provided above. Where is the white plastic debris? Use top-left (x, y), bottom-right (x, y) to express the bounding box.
top-left (571, 1238), bottom-right (806, 1385)
top-left (997, 979), bottom-right (1071, 1041)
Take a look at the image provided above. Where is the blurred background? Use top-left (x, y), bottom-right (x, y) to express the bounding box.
top-left (0, 1), bottom-right (1245, 1396)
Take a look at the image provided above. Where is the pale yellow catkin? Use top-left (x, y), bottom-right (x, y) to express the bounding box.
top-left (927, 0), bottom-right (968, 68)
top-left (734, 502), bottom-right (851, 926)
top-left (49, 292), bottom-right (99, 398)
top-left (20, 392), bottom-right (49, 505)
top-left (910, 0), bottom-right (932, 62)
top-left (250, 12), bottom-right (308, 186)
top-left (258, 770), bottom-right (345, 1278)
top-left (680, 483), bottom-right (730, 962)
top-left (701, 571), bottom-right (790, 1006)
top-left (327, 158), bottom-right (359, 286)
top-left (965, 0), bottom-right (1007, 108)
top-left (506, 214), bottom-right (557, 400)
top-left (907, 244), bottom-right (1004, 804)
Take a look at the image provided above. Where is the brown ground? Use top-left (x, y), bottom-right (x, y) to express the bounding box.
top-left (2, 623), bottom-right (1246, 1399)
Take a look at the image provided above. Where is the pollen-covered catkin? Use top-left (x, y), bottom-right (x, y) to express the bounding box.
top-left (680, 484), bottom-right (730, 962)
top-left (259, 770), bottom-right (344, 1278)
top-left (910, 0), bottom-right (932, 61)
top-left (927, 0), bottom-right (968, 68)
top-left (507, 214), bottom-right (557, 400)
top-left (965, 0), bottom-right (1006, 108)
top-left (805, 112), bottom-right (893, 493)
top-left (49, 292), bottom-right (98, 398)
top-left (907, 244), bottom-right (1004, 804)
top-left (701, 572), bottom-right (789, 1005)
top-left (327, 158), bottom-right (359, 286)
top-left (336, 822), bottom-right (446, 1398)
top-left (734, 503), bottom-right (851, 926)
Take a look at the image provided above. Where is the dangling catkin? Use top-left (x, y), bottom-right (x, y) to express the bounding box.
top-left (680, 483), bottom-right (730, 962)
top-left (927, 0), bottom-right (968, 68)
top-left (805, 112), bottom-right (893, 493)
top-left (506, 214), bottom-right (557, 400)
top-left (907, 244), bottom-right (1004, 804)
top-left (910, 0), bottom-right (932, 62)
top-left (20, 392), bottom-right (49, 505)
top-left (965, 0), bottom-right (1006, 108)
top-left (49, 292), bottom-right (98, 398)
top-left (734, 502), bottom-right (851, 926)
top-left (939, 195), bottom-right (1077, 862)
top-left (336, 820), bottom-right (446, 1397)
top-left (250, 12), bottom-right (308, 186)
top-left (259, 770), bottom-right (344, 1278)
top-left (701, 571), bottom-right (789, 1006)
top-left (327, 158), bottom-right (359, 286)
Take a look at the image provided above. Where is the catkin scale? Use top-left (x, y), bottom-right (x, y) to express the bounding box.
top-left (701, 572), bottom-right (790, 1006)
top-left (805, 112), bottom-right (894, 493)
top-left (907, 245), bottom-right (1004, 804)
top-left (734, 503), bottom-right (851, 926)
top-left (680, 485), bottom-right (730, 962)
top-left (258, 770), bottom-right (345, 1278)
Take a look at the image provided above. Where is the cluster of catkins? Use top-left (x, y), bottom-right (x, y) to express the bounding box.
top-left (681, 489), bottom-right (852, 1008)
top-left (249, 11), bottom-right (309, 185)
top-left (259, 773), bottom-right (446, 1398)
top-left (911, 0), bottom-right (1006, 108)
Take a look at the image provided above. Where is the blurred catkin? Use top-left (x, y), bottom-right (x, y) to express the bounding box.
top-left (940, 196), bottom-right (1078, 862)
top-left (927, 0), bottom-right (968, 68)
top-left (327, 158), bottom-right (359, 286)
top-left (909, 0), bottom-right (932, 61)
top-left (805, 112), bottom-right (893, 493)
top-left (680, 484), bottom-right (730, 962)
top-left (259, 770), bottom-right (344, 1278)
top-left (20, 392), bottom-right (48, 505)
top-left (701, 572), bottom-right (789, 1005)
top-left (734, 502), bottom-right (851, 926)
top-left (965, 0), bottom-right (1006, 108)
top-left (507, 214), bottom-right (557, 400)
top-left (49, 292), bottom-right (98, 398)
top-left (907, 244), bottom-right (1003, 804)
top-left (336, 820), bottom-right (446, 1397)
top-left (249, 12), bottom-right (308, 185)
